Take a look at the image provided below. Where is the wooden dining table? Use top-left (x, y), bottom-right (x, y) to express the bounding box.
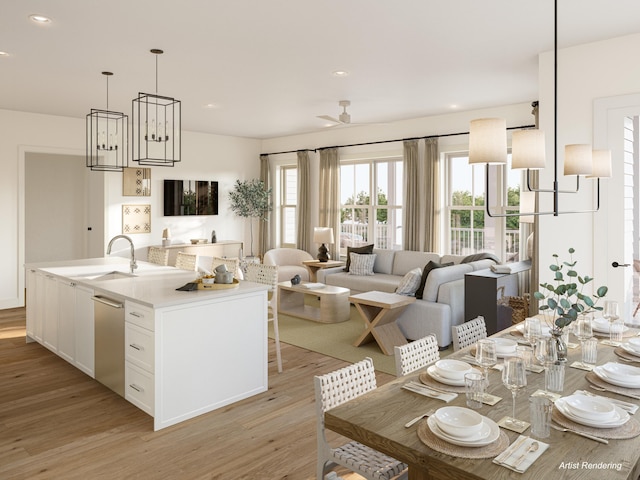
top-left (324, 325), bottom-right (640, 480)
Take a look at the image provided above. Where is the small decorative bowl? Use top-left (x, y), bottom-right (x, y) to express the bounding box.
top-left (493, 338), bottom-right (517, 354)
top-left (201, 277), bottom-right (215, 285)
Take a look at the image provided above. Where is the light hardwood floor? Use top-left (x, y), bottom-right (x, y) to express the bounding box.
top-left (0, 308), bottom-right (394, 480)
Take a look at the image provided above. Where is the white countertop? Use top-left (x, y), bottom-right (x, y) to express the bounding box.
top-left (27, 257), bottom-right (268, 309)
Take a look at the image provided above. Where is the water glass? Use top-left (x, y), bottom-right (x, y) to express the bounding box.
top-left (465, 372), bottom-right (485, 409)
top-left (523, 317), bottom-right (542, 347)
top-left (475, 339), bottom-right (497, 386)
top-left (516, 345), bottom-right (533, 370)
top-left (610, 319), bottom-right (624, 343)
top-left (502, 357), bottom-right (527, 427)
top-left (582, 337), bottom-right (598, 365)
top-left (529, 396), bottom-right (553, 438)
top-left (546, 362), bottom-right (565, 393)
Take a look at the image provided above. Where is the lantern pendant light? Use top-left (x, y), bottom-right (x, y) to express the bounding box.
top-left (86, 72), bottom-right (129, 172)
top-left (132, 49), bottom-right (181, 166)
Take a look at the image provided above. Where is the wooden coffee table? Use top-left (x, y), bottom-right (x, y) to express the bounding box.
top-left (349, 291), bottom-right (415, 355)
top-left (277, 281), bottom-right (350, 323)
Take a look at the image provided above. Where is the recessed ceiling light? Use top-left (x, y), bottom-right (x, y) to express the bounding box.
top-left (0, 51), bottom-right (9, 57)
top-left (332, 70), bottom-right (349, 77)
top-left (29, 14), bottom-right (52, 24)
top-left (450, 104), bottom-right (459, 109)
top-left (203, 103), bottom-right (219, 109)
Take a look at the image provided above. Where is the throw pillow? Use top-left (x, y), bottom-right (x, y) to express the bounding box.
top-left (343, 244), bottom-right (374, 272)
top-left (395, 268), bottom-right (422, 296)
top-left (415, 261), bottom-right (454, 300)
top-left (348, 253), bottom-right (377, 276)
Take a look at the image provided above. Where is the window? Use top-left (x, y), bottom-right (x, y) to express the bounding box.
top-left (446, 152), bottom-right (523, 262)
top-left (340, 159), bottom-right (403, 252)
top-left (280, 165), bottom-right (297, 247)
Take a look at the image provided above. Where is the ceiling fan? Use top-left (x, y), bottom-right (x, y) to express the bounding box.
top-left (317, 100), bottom-right (354, 126)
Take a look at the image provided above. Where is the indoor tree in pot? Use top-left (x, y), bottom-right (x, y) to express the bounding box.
top-left (228, 179), bottom-right (272, 258)
top-left (533, 247), bottom-right (608, 361)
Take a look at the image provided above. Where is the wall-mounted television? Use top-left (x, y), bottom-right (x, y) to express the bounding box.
top-left (163, 179), bottom-right (218, 216)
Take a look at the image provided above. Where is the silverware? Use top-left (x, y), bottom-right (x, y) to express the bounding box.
top-left (589, 384), bottom-right (640, 400)
top-left (408, 381), bottom-right (450, 394)
top-left (405, 409), bottom-right (435, 428)
top-left (551, 424), bottom-right (609, 444)
top-left (511, 441), bottom-right (539, 470)
top-left (402, 384), bottom-right (444, 399)
top-left (496, 435), bottom-right (529, 467)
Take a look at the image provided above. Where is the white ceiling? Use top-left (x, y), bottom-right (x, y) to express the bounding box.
top-left (3, 0), bottom-right (640, 139)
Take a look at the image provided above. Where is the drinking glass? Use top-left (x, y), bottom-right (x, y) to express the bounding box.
top-left (574, 314), bottom-right (593, 367)
top-left (535, 337), bottom-right (558, 397)
top-left (502, 357), bottom-right (527, 428)
top-left (523, 317), bottom-right (542, 348)
top-left (475, 339), bottom-right (497, 387)
top-left (603, 301), bottom-right (620, 342)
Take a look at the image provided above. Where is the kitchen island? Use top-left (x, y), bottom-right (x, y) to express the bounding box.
top-left (25, 257), bottom-right (268, 431)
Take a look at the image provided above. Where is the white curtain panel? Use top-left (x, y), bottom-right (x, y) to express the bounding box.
top-left (424, 138), bottom-right (440, 253)
top-left (319, 147), bottom-right (340, 261)
top-left (296, 150), bottom-right (312, 254)
top-left (403, 139), bottom-right (420, 250)
top-left (258, 154), bottom-right (271, 258)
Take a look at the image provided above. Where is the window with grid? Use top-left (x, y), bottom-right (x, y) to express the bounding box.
top-left (280, 165), bottom-right (297, 247)
top-left (340, 159), bottom-right (403, 253)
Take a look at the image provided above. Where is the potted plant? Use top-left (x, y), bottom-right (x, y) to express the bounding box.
top-left (228, 179), bottom-right (272, 258)
top-left (533, 247), bottom-right (608, 359)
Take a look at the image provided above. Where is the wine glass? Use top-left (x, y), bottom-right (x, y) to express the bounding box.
top-left (523, 317), bottom-right (542, 348)
top-left (535, 337), bottom-right (558, 397)
top-left (502, 357), bottom-right (527, 428)
top-left (574, 314), bottom-right (593, 367)
top-left (603, 301), bottom-right (620, 342)
top-left (475, 339), bottom-right (497, 388)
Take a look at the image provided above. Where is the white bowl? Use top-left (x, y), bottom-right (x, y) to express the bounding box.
top-left (563, 394), bottom-right (616, 420)
top-left (628, 337), bottom-right (640, 351)
top-left (602, 362), bottom-right (640, 382)
top-left (201, 277), bottom-right (215, 285)
top-left (434, 359), bottom-right (473, 380)
top-left (434, 406), bottom-right (483, 438)
top-left (493, 338), bottom-right (517, 354)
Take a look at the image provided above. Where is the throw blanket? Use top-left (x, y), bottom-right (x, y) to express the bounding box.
top-left (461, 252), bottom-right (500, 264)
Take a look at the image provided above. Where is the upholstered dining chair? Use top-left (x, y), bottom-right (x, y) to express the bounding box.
top-left (244, 263), bottom-right (282, 373)
top-left (175, 252), bottom-right (198, 271)
top-left (314, 357), bottom-right (408, 480)
top-left (451, 316), bottom-right (487, 351)
top-left (147, 246), bottom-right (169, 266)
top-left (394, 334), bottom-right (440, 376)
top-left (210, 256), bottom-right (241, 279)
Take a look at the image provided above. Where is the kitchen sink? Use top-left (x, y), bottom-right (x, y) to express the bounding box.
top-left (78, 271), bottom-right (137, 281)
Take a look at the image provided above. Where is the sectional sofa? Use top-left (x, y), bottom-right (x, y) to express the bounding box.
top-left (317, 249), bottom-right (497, 348)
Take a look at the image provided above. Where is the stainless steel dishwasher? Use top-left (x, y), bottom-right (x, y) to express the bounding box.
top-left (92, 295), bottom-right (125, 397)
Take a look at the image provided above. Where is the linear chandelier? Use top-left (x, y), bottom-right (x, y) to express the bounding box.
top-left (132, 49), bottom-right (181, 167)
top-left (469, 0), bottom-right (612, 218)
top-left (86, 71), bottom-right (128, 172)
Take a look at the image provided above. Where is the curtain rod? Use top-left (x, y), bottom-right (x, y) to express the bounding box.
top-left (260, 124), bottom-right (536, 156)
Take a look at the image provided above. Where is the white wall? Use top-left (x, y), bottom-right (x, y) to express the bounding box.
top-left (1, 109), bottom-right (261, 309)
top-left (537, 32), bottom-right (640, 297)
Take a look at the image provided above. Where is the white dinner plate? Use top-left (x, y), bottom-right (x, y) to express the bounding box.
top-left (515, 324), bottom-right (552, 337)
top-left (426, 365), bottom-right (482, 386)
top-left (592, 317), bottom-right (630, 334)
top-left (602, 362), bottom-right (640, 382)
top-left (427, 415), bottom-right (499, 447)
top-left (593, 366), bottom-right (640, 389)
top-left (555, 397), bottom-right (629, 428)
top-left (621, 342), bottom-right (640, 357)
top-left (563, 394), bottom-right (616, 421)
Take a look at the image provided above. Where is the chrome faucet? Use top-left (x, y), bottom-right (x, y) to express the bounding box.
top-left (106, 235), bottom-right (137, 274)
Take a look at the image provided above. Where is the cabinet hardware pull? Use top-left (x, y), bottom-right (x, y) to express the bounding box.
top-left (129, 312), bottom-right (144, 318)
top-left (129, 343), bottom-right (143, 351)
top-left (129, 384), bottom-right (144, 393)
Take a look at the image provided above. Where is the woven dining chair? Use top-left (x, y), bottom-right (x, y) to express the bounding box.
top-left (147, 246), bottom-right (169, 266)
top-left (175, 252), bottom-right (198, 271)
top-left (314, 357), bottom-right (408, 480)
top-left (211, 256), bottom-right (241, 279)
top-left (245, 263), bottom-right (282, 373)
top-left (394, 334), bottom-right (440, 376)
top-left (451, 316), bottom-right (487, 351)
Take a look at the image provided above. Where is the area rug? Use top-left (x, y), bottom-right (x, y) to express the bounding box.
top-left (268, 305), bottom-right (398, 375)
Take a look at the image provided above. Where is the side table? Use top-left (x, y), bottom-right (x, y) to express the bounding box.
top-left (302, 259), bottom-right (345, 282)
top-left (349, 291), bottom-right (415, 355)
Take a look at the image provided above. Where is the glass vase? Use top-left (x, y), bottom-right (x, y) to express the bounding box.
top-left (551, 329), bottom-right (568, 362)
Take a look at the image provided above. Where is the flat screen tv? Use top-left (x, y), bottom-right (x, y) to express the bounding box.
top-left (164, 180), bottom-right (218, 216)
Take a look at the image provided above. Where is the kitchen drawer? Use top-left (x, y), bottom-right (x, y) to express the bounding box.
top-left (125, 323), bottom-right (154, 373)
top-left (125, 363), bottom-right (154, 416)
top-left (125, 301), bottom-right (154, 331)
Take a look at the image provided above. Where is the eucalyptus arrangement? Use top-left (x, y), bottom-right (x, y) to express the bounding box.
top-left (533, 247), bottom-right (608, 331)
top-left (228, 179), bottom-right (272, 257)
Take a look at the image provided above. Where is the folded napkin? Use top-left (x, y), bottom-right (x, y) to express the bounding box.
top-left (493, 435), bottom-right (549, 473)
top-left (573, 390), bottom-right (639, 414)
top-left (299, 282), bottom-right (325, 289)
top-left (402, 382), bottom-right (457, 402)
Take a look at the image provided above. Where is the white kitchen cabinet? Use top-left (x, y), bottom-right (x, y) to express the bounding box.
top-left (25, 268), bottom-right (38, 342)
top-left (42, 274), bottom-right (59, 353)
top-left (74, 284), bottom-right (94, 377)
top-left (57, 280), bottom-right (76, 363)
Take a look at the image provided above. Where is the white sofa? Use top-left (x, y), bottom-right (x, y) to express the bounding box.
top-left (317, 249), bottom-right (497, 348)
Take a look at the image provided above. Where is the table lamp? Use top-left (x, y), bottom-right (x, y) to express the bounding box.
top-left (313, 227), bottom-right (334, 262)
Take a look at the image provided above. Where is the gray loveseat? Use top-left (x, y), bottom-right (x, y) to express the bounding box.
top-left (317, 249), bottom-right (497, 348)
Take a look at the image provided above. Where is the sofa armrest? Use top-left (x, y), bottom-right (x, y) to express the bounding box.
top-left (438, 279), bottom-right (465, 329)
top-left (316, 266), bottom-right (345, 283)
top-left (397, 301), bottom-right (452, 348)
